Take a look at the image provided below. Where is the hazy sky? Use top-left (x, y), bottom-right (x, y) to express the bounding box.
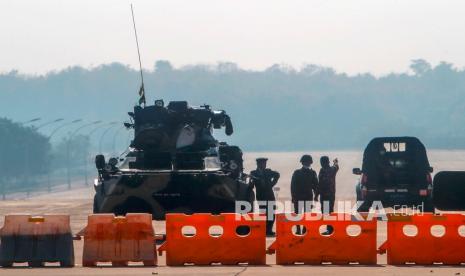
top-left (1, 0), bottom-right (465, 76)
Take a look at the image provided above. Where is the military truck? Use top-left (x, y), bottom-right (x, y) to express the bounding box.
top-left (353, 137), bottom-right (434, 212)
top-left (93, 100), bottom-right (254, 219)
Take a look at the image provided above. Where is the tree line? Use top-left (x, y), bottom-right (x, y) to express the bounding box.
top-left (0, 118), bottom-right (90, 194)
top-left (1, 59), bottom-right (465, 150)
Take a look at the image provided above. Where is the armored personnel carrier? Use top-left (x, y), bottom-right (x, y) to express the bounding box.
top-left (93, 100), bottom-right (253, 219)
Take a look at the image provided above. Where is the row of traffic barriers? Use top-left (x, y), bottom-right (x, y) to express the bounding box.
top-left (0, 212), bottom-right (464, 267)
top-left (0, 213), bottom-right (156, 267)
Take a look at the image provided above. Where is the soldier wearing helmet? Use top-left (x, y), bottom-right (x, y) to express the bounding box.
top-left (291, 154), bottom-right (319, 234)
top-left (318, 156), bottom-right (339, 214)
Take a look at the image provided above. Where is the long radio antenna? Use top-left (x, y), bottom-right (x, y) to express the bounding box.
top-left (131, 4), bottom-right (146, 106)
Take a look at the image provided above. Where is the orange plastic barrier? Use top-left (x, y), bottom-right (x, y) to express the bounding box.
top-left (0, 215), bottom-right (74, 267)
top-left (158, 213), bottom-right (266, 265)
top-left (379, 213), bottom-right (465, 265)
top-left (268, 213), bottom-right (377, 265)
top-left (82, 213), bottom-right (156, 267)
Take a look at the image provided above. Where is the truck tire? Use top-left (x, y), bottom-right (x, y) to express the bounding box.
top-left (356, 184), bottom-right (362, 201)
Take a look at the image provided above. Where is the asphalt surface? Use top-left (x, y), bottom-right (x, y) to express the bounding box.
top-left (1, 150), bottom-right (465, 275)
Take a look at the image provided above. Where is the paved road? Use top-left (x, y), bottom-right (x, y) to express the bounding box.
top-left (1, 151), bottom-right (465, 275)
top-left (1, 187), bottom-right (464, 275)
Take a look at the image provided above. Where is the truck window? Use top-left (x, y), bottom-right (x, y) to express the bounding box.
top-left (383, 142), bottom-right (406, 152)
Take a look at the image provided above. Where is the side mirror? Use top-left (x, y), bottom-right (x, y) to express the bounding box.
top-left (128, 112), bottom-right (135, 118)
top-left (124, 122), bottom-right (133, 129)
top-left (353, 168), bottom-right (362, 175)
top-left (429, 167), bottom-right (434, 173)
top-left (95, 154), bottom-right (106, 170)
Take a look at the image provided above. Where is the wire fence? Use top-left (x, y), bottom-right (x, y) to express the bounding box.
top-left (0, 166), bottom-right (96, 200)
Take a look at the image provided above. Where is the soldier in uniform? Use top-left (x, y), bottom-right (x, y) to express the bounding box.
top-left (291, 154), bottom-right (319, 234)
top-left (318, 156), bottom-right (339, 235)
top-left (249, 158), bottom-right (280, 236)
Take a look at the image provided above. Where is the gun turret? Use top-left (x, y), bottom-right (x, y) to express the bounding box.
top-left (129, 100), bottom-right (233, 152)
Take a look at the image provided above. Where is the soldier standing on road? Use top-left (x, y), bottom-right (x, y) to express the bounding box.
top-left (291, 154), bottom-right (319, 234)
top-left (318, 156), bottom-right (339, 235)
top-left (249, 158), bottom-right (280, 236)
